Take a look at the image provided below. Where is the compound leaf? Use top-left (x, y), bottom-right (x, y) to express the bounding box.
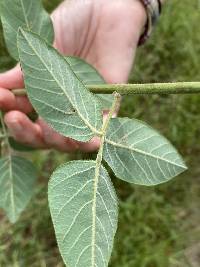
top-left (48, 160), bottom-right (118, 267)
top-left (103, 118), bottom-right (187, 185)
top-left (18, 29), bottom-right (102, 142)
top-left (0, 156), bottom-right (37, 223)
top-left (0, 0), bottom-right (54, 60)
top-left (67, 56), bottom-right (113, 109)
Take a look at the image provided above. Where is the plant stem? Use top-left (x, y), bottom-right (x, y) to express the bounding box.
top-left (90, 82), bottom-right (200, 95)
top-left (91, 92), bottom-right (121, 266)
top-left (12, 82), bottom-right (200, 96)
top-left (0, 134), bottom-right (6, 139)
top-left (95, 92), bottom-right (121, 182)
top-left (96, 92), bottom-right (121, 187)
top-left (0, 112), bottom-right (7, 136)
top-left (0, 111), bottom-right (11, 156)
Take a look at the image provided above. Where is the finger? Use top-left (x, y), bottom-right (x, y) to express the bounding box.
top-left (0, 65), bottom-right (32, 113)
top-left (0, 88), bottom-right (16, 110)
top-left (38, 119), bottom-right (100, 153)
top-left (0, 88), bottom-right (33, 113)
top-left (77, 137), bottom-right (100, 153)
top-left (0, 64), bottom-right (24, 89)
top-left (4, 111), bottom-right (45, 148)
top-left (15, 96), bottom-right (33, 113)
top-left (37, 119), bottom-right (79, 152)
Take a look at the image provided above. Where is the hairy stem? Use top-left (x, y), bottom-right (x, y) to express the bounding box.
top-left (91, 92), bottom-right (121, 266)
top-left (12, 82), bottom-right (200, 96)
top-left (96, 92), bottom-right (121, 171)
top-left (90, 82), bottom-right (200, 95)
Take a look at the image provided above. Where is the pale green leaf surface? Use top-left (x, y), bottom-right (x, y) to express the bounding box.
top-left (18, 29), bottom-right (103, 142)
top-left (96, 94), bottom-right (113, 110)
top-left (103, 118), bottom-right (187, 185)
top-left (66, 57), bottom-right (105, 85)
top-left (0, 156), bottom-right (37, 223)
top-left (48, 160), bottom-right (118, 267)
top-left (0, 0), bottom-right (54, 60)
top-left (66, 56), bottom-right (113, 109)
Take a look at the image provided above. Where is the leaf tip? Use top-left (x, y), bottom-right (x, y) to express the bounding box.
top-left (9, 215), bottom-right (18, 224)
top-left (181, 161), bottom-right (188, 172)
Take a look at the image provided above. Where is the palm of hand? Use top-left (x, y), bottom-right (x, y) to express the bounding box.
top-left (53, 0), bottom-right (145, 83)
top-left (0, 0), bottom-right (145, 152)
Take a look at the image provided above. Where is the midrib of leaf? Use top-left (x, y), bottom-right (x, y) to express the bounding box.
top-left (0, 112), bottom-right (16, 220)
top-left (91, 132), bottom-right (104, 266)
top-left (20, 0), bottom-right (30, 30)
top-left (20, 30), bottom-right (101, 136)
top-left (8, 155), bottom-right (16, 220)
top-left (105, 139), bottom-right (186, 169)
top-left (91, 94), bottom-right (120, 266)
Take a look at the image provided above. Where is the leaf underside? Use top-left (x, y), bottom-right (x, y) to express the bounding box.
top-left (18, 29), bottom-right (102, 142)
top-left (48, 160), bottom-right (118, 267)
top-left (103, 118), bottom-right (187, 185)
top-left (0, 0), bottom-right (54, 60)
top-left (0, 156), bottom-right (37, 223)
top-left (67, 56), bottom-right (113, 109)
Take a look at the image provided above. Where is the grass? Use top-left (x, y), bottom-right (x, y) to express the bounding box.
top-left (1, 0), bottom-right (200, 266)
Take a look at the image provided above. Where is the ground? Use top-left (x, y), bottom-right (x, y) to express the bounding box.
top-left (0, 0), bottom-right (200, 266)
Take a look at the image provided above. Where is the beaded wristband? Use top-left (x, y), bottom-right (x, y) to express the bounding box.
top-left (139, 0), bottom-right (162, 45)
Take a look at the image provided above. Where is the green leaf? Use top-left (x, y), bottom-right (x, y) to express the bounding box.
top-left (66, 57), bottom-right (105, 85)
top-left (17, 29), bottom-right (102, 142)
top-left (103, 118), bottom-right (187, 185)
top-left (48, 160), bottom-right (118, 267)
top-left (66, 56), bottom-right (113, 109)
top-left (0, 156), bottom-right (37, 223)
top-left (96, 94), bottom-right (113, 111)
top-left (0, 0), bottom-right (54, 60)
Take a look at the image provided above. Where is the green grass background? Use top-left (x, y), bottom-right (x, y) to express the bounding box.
top-left (1, 0), bottom-right (200, 266)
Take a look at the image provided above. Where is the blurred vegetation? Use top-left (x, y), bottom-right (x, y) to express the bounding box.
top-left (0, 0), bottom-right (200, 266)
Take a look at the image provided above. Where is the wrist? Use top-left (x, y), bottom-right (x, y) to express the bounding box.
top-left (138, 0), bottom-right (162, 45)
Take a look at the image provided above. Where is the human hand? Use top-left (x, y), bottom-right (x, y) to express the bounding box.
top-left (0, 0), bottom-right (146, 152)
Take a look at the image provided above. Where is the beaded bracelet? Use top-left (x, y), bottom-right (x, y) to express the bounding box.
top-left (139, 0), bottom-right (162, 45)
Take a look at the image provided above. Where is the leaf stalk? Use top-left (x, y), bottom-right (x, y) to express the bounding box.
top-left (92, 92), bottom-right (121, 266)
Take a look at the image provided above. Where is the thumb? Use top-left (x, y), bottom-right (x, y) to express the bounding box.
top-left (0, 64), bottom-right (24, 89)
